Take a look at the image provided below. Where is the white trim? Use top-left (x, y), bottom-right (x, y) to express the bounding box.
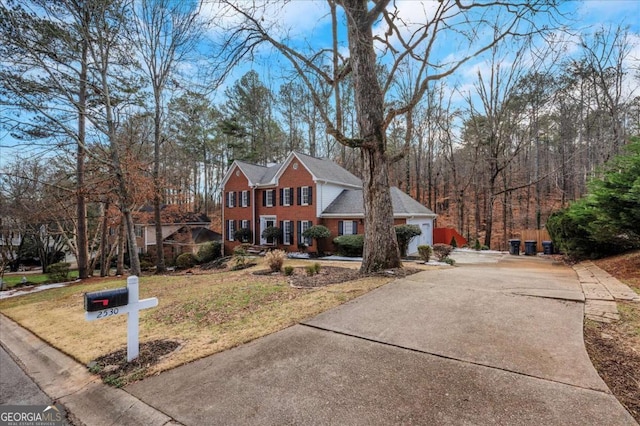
top-left (259, 215), bottom-right (277, 245)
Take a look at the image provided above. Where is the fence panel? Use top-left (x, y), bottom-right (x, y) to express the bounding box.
top-left (518, 229), bottom-right (551, 253)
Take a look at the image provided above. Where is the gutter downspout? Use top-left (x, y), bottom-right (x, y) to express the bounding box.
top-left (251, 186), bottom-right (256, 245)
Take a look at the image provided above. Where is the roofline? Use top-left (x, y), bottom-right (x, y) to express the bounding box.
top-left (134, 222), bottom-right (211, 226)
top-left (320, 213), bottom-right (436, 219)
top-left (315, 179), bottom-right (362, 189)
top-left (220, 161), bottom-right (244, 188)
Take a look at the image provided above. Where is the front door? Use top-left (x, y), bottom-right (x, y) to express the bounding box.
top-left (260, 216), bottom-right (277, 245)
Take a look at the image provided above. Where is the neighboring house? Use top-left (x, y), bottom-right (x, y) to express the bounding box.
top-left (131, 206), bottom-right (221, 260)
top-left (221, 151), bottom-right (436, 256)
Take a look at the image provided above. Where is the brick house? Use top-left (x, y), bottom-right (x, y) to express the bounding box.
top-left (221, 151), bottom-right (436, 256)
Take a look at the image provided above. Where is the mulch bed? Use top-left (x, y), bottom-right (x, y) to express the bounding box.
top-left (584, 307), bottom-right (640, 422)
top-left (89, 339), bottom-right (180, 387)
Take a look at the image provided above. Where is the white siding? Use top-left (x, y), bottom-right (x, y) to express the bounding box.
top-left (316, 182), bottom-right (349, 217)
top-left (406, 218), bottom-right (434, 255)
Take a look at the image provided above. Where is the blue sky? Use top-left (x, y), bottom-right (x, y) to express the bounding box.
top-left (1, 0), bottom-right (639, 166)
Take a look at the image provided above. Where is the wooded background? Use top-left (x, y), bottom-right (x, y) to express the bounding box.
top-left (1, 1), bottom-right (638, 275)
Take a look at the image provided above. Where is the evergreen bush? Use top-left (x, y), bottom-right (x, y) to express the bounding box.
top-left (197, 241), bottom-right (223, 263)
top-left (46, 262), bottom-right (70, 282)
top-left (175, 253), bottom-right (198, 269)
top-left (394, 224), bottom-right (422, 257)
top-left (333, 234), bottom-right (364, 257)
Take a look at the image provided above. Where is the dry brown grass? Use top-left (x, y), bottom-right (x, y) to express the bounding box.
top-left (0, 258), bottom-right (396, 377)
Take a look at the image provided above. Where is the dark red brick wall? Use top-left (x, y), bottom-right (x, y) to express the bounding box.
top-left (223, 165), bottom-right (253, 254)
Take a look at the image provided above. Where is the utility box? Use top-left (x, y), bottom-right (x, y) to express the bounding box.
top-left (84, 288), bottom-right (129, 312)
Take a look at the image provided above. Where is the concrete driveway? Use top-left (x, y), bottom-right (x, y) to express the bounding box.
top-left (126, 255), bottom-right (636, 425)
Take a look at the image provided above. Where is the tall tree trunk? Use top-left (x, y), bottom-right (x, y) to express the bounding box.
top-left (76, 9), bottom-right (89, 279)
top-left (116, 220), bottom-right (125, 275)
top-left (344, 0), bottom-right (401, 272)
top-left (100, 202), bottom-right (109, 277)
top-left (153, 97), bottom-right (166, 273)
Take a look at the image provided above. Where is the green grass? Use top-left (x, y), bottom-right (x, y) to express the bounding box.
top-left (1, 271), bottom-right (80, 288)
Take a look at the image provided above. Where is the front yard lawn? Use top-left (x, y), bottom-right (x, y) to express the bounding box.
top-left (0, 259), bottom-right (401, 385)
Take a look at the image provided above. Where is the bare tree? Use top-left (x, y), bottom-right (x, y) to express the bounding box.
top-left (217, 0), bottom-right (557, 271)
top-left (129, 0), bottom-right (205, 273)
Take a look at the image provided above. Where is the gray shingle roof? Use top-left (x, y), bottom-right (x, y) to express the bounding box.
top-left (235, 161), bottom-right (278, 186)
top-left (322, 187), bottom-right (436, 217)
top-left (293, 152), bottom-right (362, 187)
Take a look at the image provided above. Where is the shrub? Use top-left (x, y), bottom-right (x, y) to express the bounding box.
top-left (417, 245), bottom-right (432, 263)
top-left (474, 239), bottom-right (481, 251)
top-left (265, 249), bottom-right (286, 272)
top-left (284, 266), bottom-right (294, 276)
top-left (175, 253), bottom-right (198, 270)
top-left (46, 262), bottom-right (70, 282)
top-left (234, 228), bottom-right (252, 243)
top-left (232, 246), bottom-right (249, 269)
top-left (395, 224), bottom-right (422, 257)
top-left (139, 259), bottom-right (155, 271)
top-left (261, 226), bottom-right (281, 244)
top-left (312, 262), bottom-right (321, 273)
top-left (546, 138), bottom-right (640, 259)
top-left (443, 257), bottom-right (456, 266)
top-left (303, 225), bottom-right (331, 254)
top-left (306, 265), bottom-right (316, 276)
top-left (450, 236), bottom-right (458, 248)
top-left (333, 234), bottom-right (364, 257)
top-left (432, 244), bottom-right (453, 261)
top-left (197, 241), bottom-right (222, 263)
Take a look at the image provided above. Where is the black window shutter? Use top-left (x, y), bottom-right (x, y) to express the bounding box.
top-left (225, 192), bottom-right (229, 208)
top-left (297, 187), bottom-right (302, 205)
top-left (353, 221), bottom-right (358, 234)
top-left (308, 187), bottom-right (313, 205)
top-left (289, 188), bottom-right (294, 204)
top-left (262, 191), bottom-right (266, 207)
top-left (338, 221), bottom-right (343, 236)
top-left (297, 221), bottom-right (302, 244)
top-left (247, 191), bottom-right (251, 207)
top-left (280, 188), bottom-right (284, 206)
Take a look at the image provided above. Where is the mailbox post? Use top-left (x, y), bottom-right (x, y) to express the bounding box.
top-left (85, 276), bottom-right (158, 362)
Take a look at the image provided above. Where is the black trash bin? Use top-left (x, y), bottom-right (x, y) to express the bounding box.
top-left (542, 240), bottom-right (554, 255)
top-left (509, 239), bottom-right (520, 255)
top-left (524, 240), bottom-right (537, 256)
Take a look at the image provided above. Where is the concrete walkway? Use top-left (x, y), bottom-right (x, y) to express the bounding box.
top-left (1, 255), bottom-right (637, 425)
top-left (574, 261), bottom-right (640, 323)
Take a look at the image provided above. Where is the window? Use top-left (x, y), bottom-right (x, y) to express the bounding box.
top-left (298, 220), bottom-right (312, 246)
top-left (338, 220), bottom-right (358, 236)
top-left (134, 225), bottom-right (143, 238)
top-left (227, 191), bottom-right (236, 208)
top-left (301, 186), bottom-right (311, 205)
top-left (227, 220), bottom-right (236, 241)
top-left (263, 189), bottom-right (275, 207)
top-left (282, 220), bottom-right (293, 245)
top-left (282, 188), bottom-right (292, 206)
top-left (241, 190), bottom-right (249, 207)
